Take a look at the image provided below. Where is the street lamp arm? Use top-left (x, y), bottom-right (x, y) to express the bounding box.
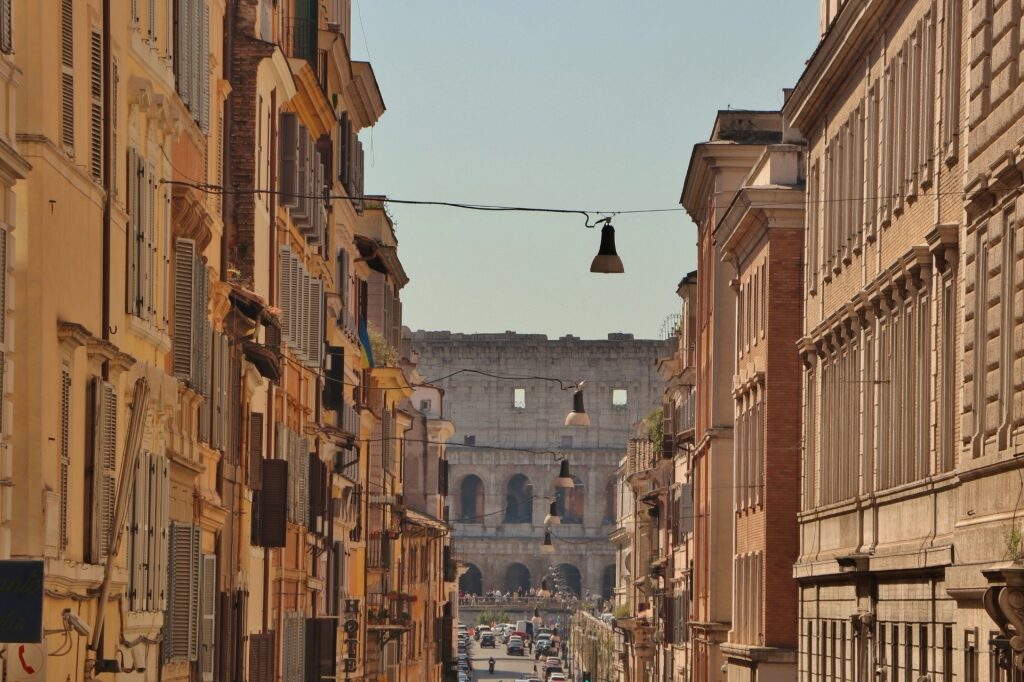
top-left (424, 368), bottom-right (583, 392)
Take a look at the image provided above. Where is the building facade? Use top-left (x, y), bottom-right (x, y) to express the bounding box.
top-left (412, 331), bottom-right (665, 603)
top-left (2, 1), bottom-right (455, 681)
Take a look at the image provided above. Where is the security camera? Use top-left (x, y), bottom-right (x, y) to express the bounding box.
top-left (63, 610), bottom-right (92, 637)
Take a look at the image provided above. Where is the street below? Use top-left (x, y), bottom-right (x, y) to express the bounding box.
top-left (470, 646), bottom-right (552, 681)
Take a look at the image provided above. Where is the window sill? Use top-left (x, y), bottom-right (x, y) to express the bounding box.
top-left (127, 314), bottom-right (172, 354)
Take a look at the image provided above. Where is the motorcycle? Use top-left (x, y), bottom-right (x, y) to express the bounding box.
top-left (488, 657), bottom-right (495, 673)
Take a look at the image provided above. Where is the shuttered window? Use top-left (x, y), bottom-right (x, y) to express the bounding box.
top-left (0, 0), bottom-right (12, 54)
top-left (209, 331), bottom-right (229, 451)
top-left (89, 29), bottom-right (103, 181)
top-left (165, 522), bottom-right (201, 662)
top-left (148, 0), bottom-right (156, 39)
top-left (199, 554), bottom-right (217, 681)
top-left (252, 459), bottom-right (287, 547)
top-left (171, 238), bottom-right (212, 437)
top-left (248, 411), bottom-right (264, 489)
top-left (336, 248), bottom-right (350, 327)
top-left (249, 632), bottom-right (276, 682)
top-left (59, 361), bottom-right (71, 554)
top-left (128, 450), bottom-right (169, 612)
top-left (173, 0), bottom-right (210, 133)
top-left (61, 0), bottom-right (74, 152)
top-left (282, 612), bottom-right (306, 682)
top-left (0, 230), bottom-right (8, 435)
top-left (126, 148), bottom-right (158, 320)
top-left (89, 378), bottom-right (117, 563)
top-left (277, 246), bottom-right (324, 368)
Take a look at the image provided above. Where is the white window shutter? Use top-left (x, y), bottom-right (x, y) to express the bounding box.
top-left (290, 254), bottom-right (301, 347)
top-left (175, 0), bottom-right (191, 107)
top-left (91, 378), bottom-right (117, 564)
top-left (146, 161), bottom-right (157, 319)
top-left (148, 0), bottom-right (155, 37)
top-left (219, 333), bottom-right (229, 450)
top-left (129, 450), bottom-right (148, 611)
top-left (199, 554), bottom-right (217, 680)
top-left (300, 271), bottom-right (311, 363)
top-left (189, 0), bottom-right (201, 126)
top-left (278, 246), bottom-right (292, 343)
top-left (59, 362), bottom-right (71, 553)
top-left (310, 279), bottom-right (323, 367)
top-left (172, 238), bottom-right (196, 380)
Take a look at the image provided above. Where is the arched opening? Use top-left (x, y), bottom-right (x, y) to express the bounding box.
top-left (555, 475), bottom-right (584, 524)
top-left (603, 478), bottom-right (616, 524)
top-left (459, 475), bottom-right (485, 522)
top-left (460, 563), bottom-right (483, 596)
top-left (504, 474), bottom-right (533, 524)
top-left (554, 563), bottom-right (582, 598)
top-left (601, 564), bottom-right (616, 601)
top-left (503, 562), bottom-right (532, 593)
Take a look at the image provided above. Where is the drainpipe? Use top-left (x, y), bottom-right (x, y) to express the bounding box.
top-left (101, 0), bottom-right (112, 357)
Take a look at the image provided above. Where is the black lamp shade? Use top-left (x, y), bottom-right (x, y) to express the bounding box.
top-left (565, 389), bottom-right (591, 427)
top-left (555, 458), bottom-right (574, 488)
top-left (590, 222), bottom-right (625, 273)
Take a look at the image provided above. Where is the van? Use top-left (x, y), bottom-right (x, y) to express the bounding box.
top-left (514, 619), bottom-right (535, 640)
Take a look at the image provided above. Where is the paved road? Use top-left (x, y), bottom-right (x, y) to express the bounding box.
top-left (470, 645), bottom-right (562, 681)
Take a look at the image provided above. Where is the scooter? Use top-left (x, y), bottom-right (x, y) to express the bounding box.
top-left (488, 658), bottom-right (495, 673)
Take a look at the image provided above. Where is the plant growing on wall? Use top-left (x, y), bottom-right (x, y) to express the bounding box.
top-left (1006, 523), bottom-right (1024, 562)
top-left (643, 408), bottom-right (663, 454)
top-left (369, 325), bottom-right (399, 367)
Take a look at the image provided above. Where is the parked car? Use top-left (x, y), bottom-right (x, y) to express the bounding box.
top-left (507, 636), bottom-right (525, 656)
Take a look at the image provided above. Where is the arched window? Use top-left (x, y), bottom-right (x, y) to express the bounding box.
top-left (601, 564), bottom-right (616, 601)
top-left (555, 475), bottom-right (584, 524)
top-left (460, 564), bottom-right (483, 595)
top-left (504, 563), bottom-right (532, 593)
top-left (554, 563), bottom-right (582, 598)
top-left (504, 474), bottom-right (533, 524)
top-left (603, 478), bottom-right (616, 524)
top-left (459, 475), bottom-right (485, 522)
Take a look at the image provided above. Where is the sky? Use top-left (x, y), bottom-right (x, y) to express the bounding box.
top-left (353, 1), bottom-right (819, 340)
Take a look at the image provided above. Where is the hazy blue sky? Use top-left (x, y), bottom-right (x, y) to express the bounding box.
top-left (353, 1), bottom-right (819, 340)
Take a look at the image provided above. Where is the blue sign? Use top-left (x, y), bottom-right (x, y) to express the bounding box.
top-left (0, 561), bottom-right (43, 643)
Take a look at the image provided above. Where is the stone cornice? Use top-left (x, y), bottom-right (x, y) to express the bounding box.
top-left (57, 321), bottom-right (136, 373)
top-left (170, 183), bottom-right (215, 250)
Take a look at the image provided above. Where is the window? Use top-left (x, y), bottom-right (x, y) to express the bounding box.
top-left (61, 0), bottom-right (74, 152)
top-left (173, 0), bottom-right (210, 132)
top-left (128, 450), bottom-right (168, 612)
top-left (127, 148), bottom-right (159, 320)
top-left (0, 0), bottom-right (12, 54)
top-left (513, 388), bottom-right (526, 410)
top-left (58, 361), bottom-right (71, 555)
top-left (560, 435), bottom-right (573, 449)
top-left (278, 246), bottom-right (325, 367)
top-left (612, 389), bottom-right (627, 407)
top-left (88, 378), bottom-right (117, 564)
top-left (463, 435), bottom-right (475, 446)
top-left (280, 114), bottom-right (328, 244)
top-left (419, 399), bottom-right (431, 413)
top-left (964, 629), bottom-right (978, 682)
top-left (282, 612), bottom-right (306, 682)
top-left (164, 522), bottom-right (201, 662)
top-left (89, 30), bottom-right (103, 181)
top-left (277, 423), bottom-right (310, 527)
top-left (171, 238), bottom-right (212, 413)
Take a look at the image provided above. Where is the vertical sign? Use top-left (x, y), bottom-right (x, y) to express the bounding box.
top-left (0, 561), bottom-right (44, 643)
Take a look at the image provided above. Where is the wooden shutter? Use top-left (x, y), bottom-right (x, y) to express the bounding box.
top-left (256, 459), bottom-right (288, 547)
top-left (249, 632), bottom-right (276, 682)
top-left (209, 331), bottom-right (222, 450)
top-left (249, 411), bottom-right (264, 489)
top-left (199, 554), bottom-right (217, 680)
top-left (59, 362), bottom-right (71, 553)
top-left (174, 0), bottom-right (191, 107)
top-left (337, 248), bottom-right (349, 326)
top-left (219, 333), bottom-right (230, 452)
top-left (91, 378), bottom-right (117, 563)
top-left (145, 161), bottom-right (157, 319)
top-left (127, 150), bottom-right (139, 315)
top-left (196, 260), bottom-right (212, 440)
top-left (61, 0), bottom-right (74, 151)
top-left (282, 612), bottom-right (306, 682)
top-left (306, 618), bottom-right (337, 682)
top-left (310, 279), bottom-right (324, 367)
top-left (299, 271), bottom-right (311, 362)
top-left (165, 522), bottom-right (200, 662)
top-left (89, 29), bottom-right (103, 181)
top-left (292, 127), bottom-right (310, 226)
top-left (0, 0), bottom-right (12, 54)
top-left (290, 253), bottom-right (301, 346)
top-left (198, 1), bottom-right (209, 133)
top-left (151, 454), bottom-right (169, 611)
top-left (278, 246), bottom-right (292, 343)
top-left (279, 113), bottom-right (299, 206)
top-left (148, 0), bottom-right (156, 37)
top-left (129, 450), bottom-right (150, 611)
top-left (322, 347), bottom-right (343, 412)
top-left (0, 229), bottom-right (7, 346)
top-left (172, 238), bottom-right (195, 379)
top-left (337, 113), bottom-right (350, 185)
top-left (298, 437), bottom-right (310, 528)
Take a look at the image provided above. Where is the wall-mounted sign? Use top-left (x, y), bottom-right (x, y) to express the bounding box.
top-left (0, 561), bottom-right (43, 643)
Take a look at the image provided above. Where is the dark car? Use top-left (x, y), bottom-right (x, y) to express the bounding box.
top-left (480, 633), bottom-right (496, 648)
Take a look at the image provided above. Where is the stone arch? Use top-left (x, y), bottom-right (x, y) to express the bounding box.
top-left (554, 563), bottom-right (582, 598)
top-left (603, 477), bottom-right (616, 524)
top-left (460, 563), bottom-right (483, 595)
top-left (600, 564), bottom-right (616, 601)
top-left (555, 475), bottom-right (584, 524)
top-left (459, 474), bottom-right (485, 522)
top-left (503, 562), bottom-right (532, 593)
top-left (504, 473), bottom-right (533, 524)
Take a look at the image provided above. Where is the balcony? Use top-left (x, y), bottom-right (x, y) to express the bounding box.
top-left (366, 591), bottom-right (412, 630)
top-left (627, 439), bottom-right (656, 479)
top-left (281, 18), bottom-right (329, 94)
top-left (367, 532), bottom-right (391, 570)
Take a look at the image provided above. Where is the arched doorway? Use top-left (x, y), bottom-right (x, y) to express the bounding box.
top-left (460, 563), bottom-right (483, 595)
top-left (504, 474), bottom-right (533, 523)
top-left (554, 563), bottom-right (582, 598)
top-left (555, 475), bottom-right (584, 524)
top-left (601, 564), bottom-right (616, 601)
top-left (603, 478), bottom-right (616, 524)
top-left (459, 475), bottom-right (485, 521)
top-left (503, 562), bottom-right (531, 593)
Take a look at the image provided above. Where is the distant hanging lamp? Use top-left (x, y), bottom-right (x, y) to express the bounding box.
top-left (590, 218), bottom-right (624, 273)
top-left (542, 530), bottom-right (555, 555)
top-left (544, 500), bottom-right (561, 526)
top-left (554, 459), bottom-right (575, 489)
top-left (564, 384), bottom-right (591, 427)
